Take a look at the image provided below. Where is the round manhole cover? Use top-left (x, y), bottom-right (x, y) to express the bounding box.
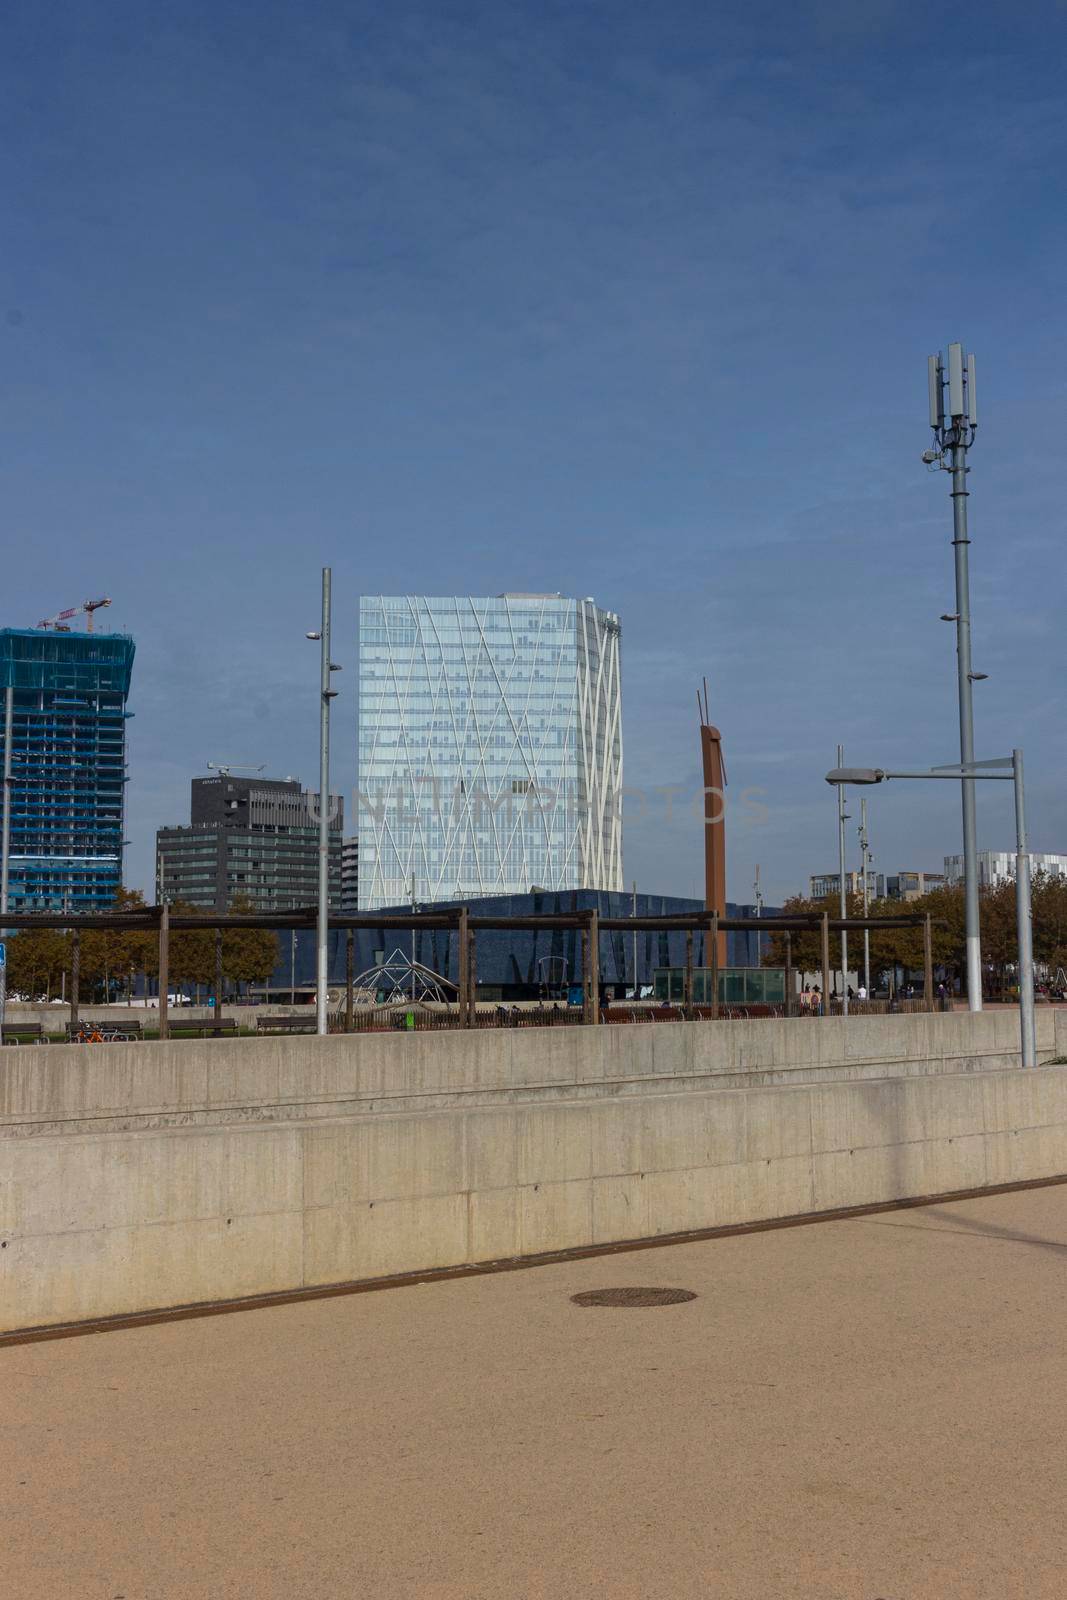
top-left (570, 1287), bottom-right (697, 1308)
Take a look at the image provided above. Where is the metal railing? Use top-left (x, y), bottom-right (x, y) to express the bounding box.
top-left (327, 996), bottom-right (947, 1033)
top-left (0, 993), bottom-right (950, 1044)
top-left (334, 1003), bottom-right (586, 1034)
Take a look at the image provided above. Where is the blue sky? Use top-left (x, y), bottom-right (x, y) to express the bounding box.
top-left (3, 0), bottom-right (1064, 903)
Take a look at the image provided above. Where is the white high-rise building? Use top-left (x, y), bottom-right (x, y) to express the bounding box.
top-left (944, 850), bottom-right (1067, 888)
top-left (357, 595), bottom-right (623, 908)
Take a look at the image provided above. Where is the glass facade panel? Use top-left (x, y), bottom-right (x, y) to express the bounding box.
top-left (358, 596), bottom-right (623, 908)
top-left (653, 968), bottom-right (787, 1005)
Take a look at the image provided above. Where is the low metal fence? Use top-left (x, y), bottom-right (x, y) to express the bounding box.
top-left (331, 997), bottom-right (945, 1032)
top-left (0, 994), bottom-right (949, 1044)
top-left (818, 997), bottom-right (944, 1017)
top-left (471, 1005), bottom-right (584, 1029)
top-left (334, 1004), bottom-right (586, 1033)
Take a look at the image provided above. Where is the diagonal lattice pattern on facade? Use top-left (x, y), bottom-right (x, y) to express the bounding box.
top-left (358, 595), bottom-right (622, 908)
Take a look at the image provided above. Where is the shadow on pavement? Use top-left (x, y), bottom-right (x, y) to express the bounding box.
top-left (866, 1203), bottom-right (1067, 1258)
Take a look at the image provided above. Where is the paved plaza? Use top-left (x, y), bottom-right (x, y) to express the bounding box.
top-left (5, 1185), bottom-right (1067, 1598)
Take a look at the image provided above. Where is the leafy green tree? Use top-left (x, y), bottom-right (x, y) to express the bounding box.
top-left (222, 895), bottom-right (278, 996)
top-left (912, 885), bottom-right (965, 980)
top-left (975, 880), bottom-right (1020, 994)
top-left (6, 928), bottom-right (70, 1000)
top-left (865, 896), bottom-right (931, 985)
top-left (1033, 871), bottom-right (1067, 977)
top-left (760, 893), bottom-right (865, 985)
top-left (759, 875), bottom-right (1067, 1001)
top-left (759, 895), bottom-right (823, 979)
top-left (165, 900), bottom-right (214, 996)
top-left (761, 889), bottom-right (954, 993)
top-left (78, 887), bottom-right (158, 1002)
top-left (119, 887), bottom-right (159, 996)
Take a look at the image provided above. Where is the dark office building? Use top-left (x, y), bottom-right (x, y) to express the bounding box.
top-left (156, 775), bottom-right (343, 913)
top-left (0, 628), bottom-right (135, 910)
top-left (341, 835), bottom-right (359, 914)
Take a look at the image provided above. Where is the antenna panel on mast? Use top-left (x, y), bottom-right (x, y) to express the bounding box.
top-left (927, 354), bottom-right (943, 427)
top-left (966, 352), bottom-right (977, 425)
top-left (947, 342), bottom-right (965, 418)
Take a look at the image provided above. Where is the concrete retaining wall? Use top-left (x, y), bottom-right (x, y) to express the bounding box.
top-left (3, 1010), bottom-right (1066, 1334)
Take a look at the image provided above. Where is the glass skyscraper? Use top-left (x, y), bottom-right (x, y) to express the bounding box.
top-left (0, 628), bottom-right (135, 910)
top-left (358, 595), bottom-right (623, 908)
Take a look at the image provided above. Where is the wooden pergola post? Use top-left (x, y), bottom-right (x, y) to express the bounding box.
top-left (684, 927), bottom-right (693, 1019)
top-left (345, 927), bottom-right (354, 1032)
top-left (467, 930), bottom-right (477, 1027)
top-left (820, 913), bottom-right (831, 1017)
top-left (583, 910), bottom-right (600, 1024)
top-left (158, 904), bottom-right (170, 1041)
top-left (215, 927), bottom-right (224, 1028)
top-left (70, 927), bottom-right (80, 1034)
top-left (457, 907), bottom-right (469, 1028)
top-left (784, 931), bottom-right (793, 1018)
top-left (923, 913), bottom-right (934, 1010)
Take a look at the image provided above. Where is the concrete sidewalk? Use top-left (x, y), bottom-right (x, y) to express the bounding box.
top-left (4, 1185), bottom-right (1067, 1598)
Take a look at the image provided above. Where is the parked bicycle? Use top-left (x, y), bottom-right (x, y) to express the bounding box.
top-left (69, 1023), bottom-right (134, 1045)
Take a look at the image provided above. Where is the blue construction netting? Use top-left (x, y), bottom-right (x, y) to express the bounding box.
top-left (0, 629), bottom-right (136, 910)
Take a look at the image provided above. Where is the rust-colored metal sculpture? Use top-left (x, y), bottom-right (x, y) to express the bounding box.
top-left (698, 679), bottom-right (728, 969)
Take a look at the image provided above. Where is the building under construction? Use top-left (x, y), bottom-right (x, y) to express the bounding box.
top-left (0, 627), bottom-right (135, 911)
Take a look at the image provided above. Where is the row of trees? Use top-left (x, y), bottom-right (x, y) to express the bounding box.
top-left (760, 874), bottom-right (1067, 995)
top-left (5, 889), bottom-right (279, 1004)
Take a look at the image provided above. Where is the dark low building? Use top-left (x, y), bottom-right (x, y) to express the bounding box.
top-left (157, 775), bottom-right (343, 914)
top-left (269, 888), bottom-right (779, 1001)
top-left (340, 836), bottom-right (359, 914)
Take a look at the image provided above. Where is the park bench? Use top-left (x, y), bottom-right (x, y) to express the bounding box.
top-left (2, 1021), bottom-right (46, 1045)
top-left (256, 1013), bottom-right (318, 1034)
top-left (165, 1017), bottom-right (239, 1039)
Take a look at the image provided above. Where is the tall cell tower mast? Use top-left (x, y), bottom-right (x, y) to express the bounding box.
top-left (925, 342), bottom-right (982, 1010)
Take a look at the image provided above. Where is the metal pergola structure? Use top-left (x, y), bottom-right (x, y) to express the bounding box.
top-left (0, 904), bottom-right (935, 1037)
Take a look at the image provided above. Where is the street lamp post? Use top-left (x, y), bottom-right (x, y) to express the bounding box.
top-left (858, 799), bottom-right (872, 996)
top-left (826, 756), bottom-right (1035, 1069)
top-left (307, 568), bottom-right (341, 1037)
top-left (1012, 750), bottom-right (1035, 1068)
top-left (753, 865), bottom-right (763, 967)
top-left (836, 745), bottom-right (849, 1015)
